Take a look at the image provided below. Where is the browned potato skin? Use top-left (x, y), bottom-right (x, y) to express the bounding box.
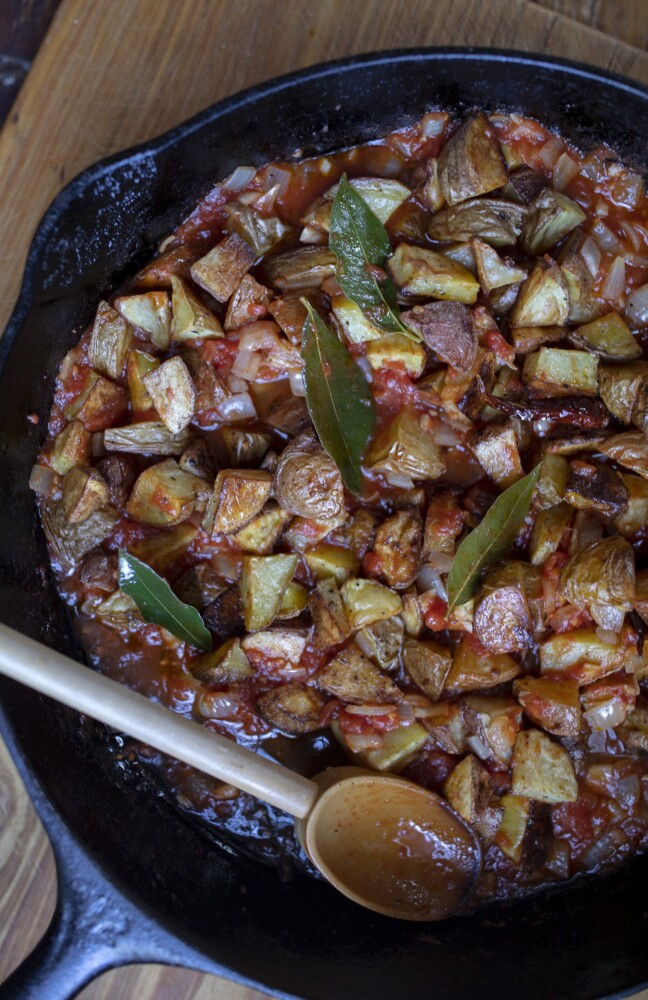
top-left (402, 638), bottom-right (451, 700)
top-left (309, 578), bottom-right (350, 649)
top-left (445, 636), bottom-right (521, 692)
top-left (315, 645), bottom-right (401, 704)
top-left (61, 467), bottom-right (109, 523)
top-left (559, 536), bottom-right (635, 619)
top-left (600, 431), bottom-right (648, 480)
top-left (564, 460), bottom-right (629, 519)
top-left (202, 469), bottom-right (273, 535)
top-left (190, 233), bottom-right (256, 302)
top-left (401, 301), bottom-right (477, 373)
top-left (428, 198), bottom-right (527, 246)
top-left (469, 422), bottom-right (522, 490)
top-left (224, 274), bottom-right (273, 330)
top-left (513, 675), bottom-right (581, 737)
top-left (202, 587), bottom-right (246, 639)
top-left (511, 256), bottom-right (569, 328)
top-left (371, 508), bottom-right (422, 590)
top-left (443, 754), bottom-right (502, 843)
top-left (273, 429), bottom-right (345, 519)
top-left (191, 638), bottom-right (252, 685)
top-left (257, 684), bottom-right (326, 735)
top-left (473, 582), bottom-right (533, 654)
top-left (437, 113), bottom-right (508, 206)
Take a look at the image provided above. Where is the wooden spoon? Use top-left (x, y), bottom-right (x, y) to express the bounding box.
top-left (0, 623), bottom-right (481, 920)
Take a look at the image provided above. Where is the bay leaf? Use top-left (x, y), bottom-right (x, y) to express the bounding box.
top-left (118, 550), bottom-right (212, 650)
top-left (300, 299), bottom-right (376, 495)
top-left (446, 465), bottom-right (541, 612)
top-left (329, 174), bottom-right (419, 340)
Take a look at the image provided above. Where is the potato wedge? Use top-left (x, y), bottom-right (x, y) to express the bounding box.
top-left (437, 113), bottom-right (508, 205)
top-left (564, 460), bottom-right (628, 520)
top-left (127, 459), bottom-right (207, 526)
top-left (61, 467), bottom-right (109, 524)
top-left (510, 730), bottom-right (578, 804)
top-left (429, 198), bottom-right (527, 246)
top-left (569, 312), bottom-right (640, 362)
top-left (529, 502), bottom-right (572, 566)
top-left (401, 301), bottom-right (477, 373)
top-left (367, 408), bottom-right (445, 482)
top-left (309, 578), bottom-right (350, 648)
top-left (511, 257), bottom-right (569, 328)
top-left (520, 189), bottom-right (585, 255)
top-left (170, 276), bottom-right (224, 341)
top-left (372, 508), bottom-right (422, 589)
top-left (540, 625), bottom-right (633, 684)
top-left (600, 431), bottom-right (648, 480)
top-left (103, 421), bottom-right (192, 456)
top-left (332, 719), bottom-right (429, 772)
top-left (239, 553), bottom-right (298, 631)
top-left (315, 645), bottom-right (401, 704)
top-left (355, 617), bottom-right (404, 671)
top-left (340, 579), bottom-right (403, 629)
top-left (115, 291), bottom-right (171, 350)
top-left (224, 203), bottom-right (292, 256)
top-left (127, 349), bottom-right (160, 416)
top-left (191, 638), bottom-right (253, 685)
top-left (445, 635), bottom-right (520, 692)
top-left (402, 638), bottom-right (452, 700)
top-left (273, 429), bottom-right (344, 519)
top-left (242, 627), bottom-right (309, 670)
top-left (88, 300), bottom-right (133, 379)
top-left (304, 544), bottom-right (360, 584)
top-left (494, 795), bottom-right (532, 864)
top-left (257, 684), bottom-right (325, 735)
top-left (131, 523), bottom-right (197, 575)
top-left (364, 333), bottom-right (427, 378)
top-left (49, 421), bottom-right (92, 475)
top-left (142, 356), bottom-right (196, 433)
top-left (513, 675), bottom-right (581, 737)
top-left (470, 421), bottom-right (523, 489)
top-left (443, 754), bottom-right (501, 842)
top-left (202, 469), bottom-right (273, 536)
top-left (388, 244), bottom-right (479, 303)
top-left (472, 238), bottom-right (527, 293)
top-left (190, 233), bottom-right (256, 302)
top-left (523, 348), bottom-right (598, 395)
top-left (232, 503), bottom-right (292, 555)
top-left (262, 246), bottom-right (336, 292)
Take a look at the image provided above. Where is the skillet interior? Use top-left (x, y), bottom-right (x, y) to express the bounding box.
top-left (1, 49), bottom-right (648, 1000)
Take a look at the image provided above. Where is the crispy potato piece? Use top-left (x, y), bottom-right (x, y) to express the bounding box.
top-left (355, 617), bottom-right (404, 671)
top-left (598, 361), bottom-right (648, 424)
top-left (103, 421), bottom-right (192, 456)
top-left (224, 274), bottom-right (272, 331)
top-left (323, 176), bottom-right (411, 222)
top-left (224, 202), bottom-right (293, 255)
top-left (130, 524), bottom-right (197, 575)
top-left (239, 553), bottom-right (298, 631)
top-left (304, 544), bottom-right (360, 584)
top-left (340, 579), bottom-right (403, 629)
top-left (174, 562), bottom-right (226, 610)
top-left (564, 460), bottom-right (628, 519)
top-left (332, 293), bottom-right (387, 344)
top-left (401, 301), bottom-right (477, 373)
top-left (523, 348), bottom-right (598, 396)
top-left (569, 312), bottom-right (641, 362)
top-left (617, 699), bottom-right (648, 751)
top-left (364, 333), bottom-right (427, 378)
top-left (511, 257), bottom-right (569, 328)
top-left (263, 246), bottom-right (336, 292)
top-left (429, 197), bottom-right (527, 246)
top-left (371, 508), bottom-right (422, 590)
top-left (470, 422), bottom-right (522, 489)
top-left (257, 684), bottom-right (325, 735)
top-left (202, 469), bottom-right (273, 535)
top-left (437, 113), bottom-right (508, 205)
top-left (422, 491), bottom-right (464, 558)
top-left (276, 581), bottom-right (308, 620)
top-left (170, 276), bottom-right (223, 341)
top-left (203, 587), bottom-right (245, 638)
top-left (273, 429), bottom-right (344, 519)
top-left (511, 730), bottom-right (578, 804)
top-left (327, 509), bottom-right (377, 560)
top-left (221, 427), bottom-right (272, 468)
top-left (309, 578), bottom-right (350, 648)
top-left (445, 635), bottom-right (520, 692)
top-left (388, 244), bottom-right (479, 304)
top-left (443, 754), bottom-right (501, 842)
top-left (504, 166), bottom-right (547, 203)
top-left (540, 625), bottom-right (634, 684)
top-left (191, 638), bottom-right (253, 685)
top-left (514, 675), bottom-right (581, 737)
top-left (115, 291), bottom-right (171, 350)
top-left (434, 346), bottom-right (495, 426)
top-left (559, 230), bottom-right (605, 325)
top-left (88, 300), bottom-right (133, 379)
top-left (232, 503), bottom-right (292, 555)
top-left (613, 473), bottom-right (648, 540)
top-left (473, 579), bottom-right (532, 655)
top-left (242, 627), bottom-right (309, 670)
top-left (511, 325), bottom-right (565, 354)
top-left (61, 467), bottom-right (109, 524)
top-left (332, 718), bottom-right (429, 772)
top-left (403, 638), bottom-right (452, 700)
top-left (41, 498), bottom-right (118, 569)
top-left (95, 455), bottom-right (138, 509)
top-left (367, 408), bottom-right (445, 482)
top-left (142, 356), bottom-right (196, 433)
top-left (180, 345), bottom-right (231, 415)
top-left (259, 392), bottom-right (311, 437)
top-left (520, 189), bottom-right (585, 255)
top-left (95, 590), bottom-right (143, 628)
top-left (559, 536), bottom-right (634, 630)
top-left (283, 514), bottom-right (346, 552)
top-left (494, 794), bottom-right (532, 864)
top-left (529, 502), bottom-right (572, 566)
top-left (50, 421), bottom-right (92, 475)
top-left (66, 374), bottom-right (129, 432)
top-left (178, 438), bottom-right (215, 481)
top-left (600, 431), bottom-right (648, 480)
top-left (127, 349), bottom-right (160, 416)
top-left (268, 293), bottom-right (320, 345)
top-left (472, 238), bottom-right (527, 293)
top-left (535, 454), bottom-right (569, 509)
top-left (315, 645), bottom-right (401, 704)
top-left (127, 459), bottom-right (207, 526)
top-left (401, 587), bottom-right (424, 637)
top-left (190, 233), bottom-right (256, 302)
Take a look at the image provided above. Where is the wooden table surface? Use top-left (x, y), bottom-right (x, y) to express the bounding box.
top-left (0, 1), bottom-right (646, 998)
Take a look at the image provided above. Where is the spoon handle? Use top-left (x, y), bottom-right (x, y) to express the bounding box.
top-left (0, 623), bottom-right (318, 819)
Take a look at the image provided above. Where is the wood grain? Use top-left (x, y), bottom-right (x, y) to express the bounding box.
top-left (0, 1), bottom-right (646, 997)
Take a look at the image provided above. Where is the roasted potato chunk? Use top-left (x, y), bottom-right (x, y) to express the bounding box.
top-left (613, 473), bottom-right (648, 541)
top-left (115, 290), bottom-right (172, 350)
top-left (142, 356), bottom-right (196, 433)
top-left (470, 422), bottom-right (523, 489)
top-left (95, 455), bottom-right (138, 509)
top-left (190, 233), bottom-right (256, 302)
top-left (232, 503), bottom-right (292, 555)
top-left (520, 189), bottom-right (585, 255)
top-left (600, 431), bottom-right (648, 480)
top-left (511, 257), bottom-right (569, 328)
top-left (50, 421), bottom-right (92, 475)
top-left (88, 300), bottom-right (133, 379)
top-left (422, 491), bottom-right (465, 558)
top-left (539, 625), bottom-right (634, 684)
top-left (170, 276), bottom-right (223, 341)
top-left (309, 578), bottom-right (350, 648)
top-left (61, 466), bottom-right (109, 524)
top-left (273, 429), bottom-right (344, 520)
top-left (315, 645), bottom-right (401, 704)
top-left (65, 373), bottom-right (128, 432)
top-left (535, 454), bottom-right (569, 509)
top-left (443, 754), bottom-right (501, 843)
top-left (257, 684), bottom-right (325, 735)
top-left (203, 587), bottom-right (245, 639)
top-left (371, 508), bottom-right (422, 589)
top-left (191, 638), bottom-right (253, 685)
top-left (239, 553), bottom-right (298, 631)
top-left (262, 246), bottom-right (336, 291)
top-left (564, 460), bottom-right (628, 519)
top-left (529, 502), bottom-right (572, 566)
top-left (511, 325), bottom-right (565, 354)
top-left (242, 627), bottom-right (309, 671)
top-left (221, 427), bottom-right (272, 468)
top-left (174, 562), bottom-right (227, 610)
top-left (388, 244), bottom-right (479, 304)
top-left (41, 499), bottom-right (118, 570)
top-left (403, 638), bottom-right (452, 701)
top-left (494, 794), bottom-right (532, 864)
top-left (322, 175), bottom-right (411, 223)
top-left (304, 544), bottom-right (360, 584)
top-left (355, 617), bottom-right (404, 671)
top-left (401, 301), bottom-right (477, 373)
top-left (130, 523), bottom-right (197, 576)
top-left (364, 333), bottom-right (427, 378)
top-left (473, 577), bottom-right (532, 655)
top-left (513, 675), bottom-right (581, 737)
top-left (331, 293), bottom-right (383, 344)
top-left (559, 536), bottom-right (634, 631)
top-left (276, 581), bottom-right (308, 620)
top-left (103, 421), bottom-right (192, 456)
top-left (224, 274), bottom-right (273, 331)
top-left (569, 312), bottom-right (640, 362)
top-left (333, 719), bottom-right (429, 772)
top-left (340, 579), bottom-right (403, 629)
top-left (429, 198), bottom-right (527, 247)
top-left (445, 635), bottom-right (520, 692)
top-left (224, 203), bottom-right (293, 256)
top-left (523, 347), bottom-right (598, 395)
top-left (558, 229), bottom-right (604, 324)
top-left (178, 438), bottom-right (215, 481)
top-left (437, 112), bottom-right (507, 205)
top-left (472, 238), bottom-right (527, 294)
top-left (127, 459), bottom-right (207, 526)
top-left (127, 349), bottom-right (159, 417)
top-left (510, 730), bottom-right (578, 804)
top-left (202, 469), bottom-right (273, 535)
top-left (367, 408), bottom-right (445, 482)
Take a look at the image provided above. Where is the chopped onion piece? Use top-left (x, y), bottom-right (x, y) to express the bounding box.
top-left (212, 553), bottom-right (242, 581)
top-left (584, 699), bottom-right (626, 732)
top-left (217, 392), bottom-right (257, 422)
top-left (596, 627), bottom-right (619, 644)
top-left (553, 152), bottom-right (580, 191)
top-left (261, 165), bottom-right (291, 194)
top-left (385, 471), bottom-right (415, 489)
top-left (467, 735), bottom-right (491, 761)
top-left (198, 691), bottom-right (242, 720)
top-left (539, 137), bottom-right (565, 169)
top-left (426, 551), bottom-right (454, 574)
top-left (345, 704), bottom-right (397, 717)
top-left (600, 256), bottom-right (626, 303)
top-left (416, 565), bottom-right (448, 600)
top-left (627, 283), bottom-right (648, 326)
top-left (355, 356), bottom-right (374, 382)
top-left (29, 463), bottom-right (59, 498)
top-left (621, 220), bottom-right (643, 253)
top-left (238, 321), bottom-right (281, 352)
top-left (231, 351), bottom-right (261, 380)
top-left (421, 112), bottom-right (446, 137)
top-left (579, 827), bottom-right (627, 867)
top-left (223, 165), bottom-right (256, 191)
top-left (289, 371), bottom-right (306, 397)
top-left (227, 374), bottom-right (248, 393)
top-left (580, 236), bottom-right (601, 278)
top-left (591, 220), bottom-right (624, 253)
top-left (397, 702), bottom-right (416, 724)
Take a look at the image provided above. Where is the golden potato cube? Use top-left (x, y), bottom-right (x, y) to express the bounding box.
top-left (224, 274), bottom-right (273, 331)
top-left (614, 473), bottom-right (648, 540)
top-left (66, 373), bottom-right (128, 432)
top-left (401, 587), bottom-right (424, 637)
top-left (202, 469), bottom-right (273, 536)
top-left (304, 544), bottom-right (360, 584)
top-left (340, 578), bottom-right (403, 629)
top-left (103, 421), bottom-right (192, 456)
top-left (257, 684), bottom-right (325, 735)
top-left (539, 626), bottom-right (630, 684)
top-left (372, 508), bottom-right (422, 589)
top-left (570, 312), bottom-right (641, 362)
top-left (190, 233), bottom-right (256, 302)
top-left (511, 325), bottom-right (565, 354)
top-left (239, 554), bottom-right (298, 631)
top-left (232, 503), bottom-right (292, 555)
top-left (437, 112), bottom-right (508, 205)
top-left (114, 291), bottom-right (171, 350)
top-left (50, 421), bottom-right (92, 475)
top-left (388, 243), bottom-right (479, 304)
top-left (88, 300), bottom-right (133, 379)
top-left (443, 754), bottom-right (489, 825)
top-left (510, 257), bottom-right (569, 328)
top-left (529, 502), bottom-right (572, 566)
top-left (61, 467), bottom-right (109, 523)
top-left (445, 635), bottom-right (520, 692)
top-left (520, 189), bottom-right (585, 256)
top-left (494, 795), bottom-right (531, 863)
top-left (332, 719), bottom-right (429, 772)
top-left (324, 176), bottom-right (410, 223)
top-left (332, 294), bottom-right (383, 343)
top-left (242, 627), bottom-right (308, 669)
top-left (470, 422), bottom-right (522, 489)
top-left (315, 645), bottom-right (400, 704)
top-left (127, 349), bottom-right (160, 416)
top-left (276, 581), bottom-right (308, 620)
top-left (142, 356), bottom-right (196, 434)
top-left (598, 362), bottom-right (648, 424)
top-left (126, 459), bottom-right (207, 526)
top-left (309, 578), bottom-right (350, 648)
top-left (364, 333), bottom-right (427, 378)
top-left (513, 675), bottom-right (581, 737)
top-left (191, 638), bottom-right (253, 685)
top-left (472, 238), bottom-right (527, 293)
top-left (511, 730), bottom-right (578, 804)
top-left (221, 426), bottom-right (272, 467)
top-left (130, 523), bottom-right (197, 574)
top-left (535, 453), bottom-right (569, 509)
top-left (403, 638), bottom-right (452, 701)
top-left (367, 408), bottom-right (445, 482)
top-left (170, 275), bottom-right (223, 341)
top-left (523, 347), bottom-right (598, 395)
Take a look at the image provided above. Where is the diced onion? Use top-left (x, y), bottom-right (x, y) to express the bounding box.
top-left (226, 374), bottom-right (248, 393)
top-left (467, 735), bottom-right (491, 761)
top-left (426, 417), bottom-right (464, 447)
top-left (212, 553), bottom-right (241, 580)
top-left (584, 699), bottom-right (626, 732)
top-left (591, 220), bottom-right (624, 253)
top-left (345, 704), bottom-right (396, 717)
top-left (385, 471), bottom-right (415, 489)
top-left (426, 551), bottom-right (454, 574)
top-left (28, 463), bottom-right (59, 498)
top-left (613, 171), bottom-right (645, 210)
top-left (553, 152), bottom-right (580, 191)
top-left (600, 256), bottom-right (626, 303)
top-left (217, 392), bottom-right (257, 422)
top-left (397, 702), bottom-right (416, 724)
top-left (223, 165), bottom-right (256, 191)
top-left (237, 321), bottom-right (281, 352)
top-left (355, 356), bottom-right (374, 382)
top-left (539, 137), bottom-right (565, 170)
top-left (627, 283), bottom-right (648, 326)
top-left (345, 731), bottom-right (384, 752)
top-left (421, 112), bottom-right (446, 137)
top-left (198, 691), bottom-right (242, 720)
top-left (402, 692), bottom-right (438, 719)
top-left (231, 351), bottom-right (261, 380)
top-left (614, 774), bottom-right (641, 810)
top-left (579, 828), bottom-right (627, 868)
top-left (621, 221), bottom-right (643, 253)
top-left (596, 627), bottom-right (619, 644)
top-left (416, 565), bottom-right (448, 600)
top-left (591, 601), bottom-right (625, 632)
top-left (580, 236), bottom-right (601, 278)
top-left (289, 371), bottom-right (306, 397)
top-left (261, 165), bottom-right (291, 194)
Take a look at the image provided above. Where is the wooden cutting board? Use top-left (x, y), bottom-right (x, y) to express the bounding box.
top-left (0, 1), bottom-right (647, 998)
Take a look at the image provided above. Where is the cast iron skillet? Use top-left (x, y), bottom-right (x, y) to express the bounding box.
top-left (0, 48), bottom-right (647, 1000)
